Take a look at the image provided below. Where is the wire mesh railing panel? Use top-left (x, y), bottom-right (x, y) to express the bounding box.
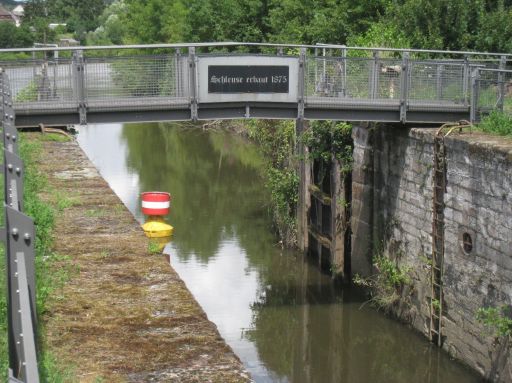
top-left (476, 70), bottom-right (512, 114)
top-left (345, 58), bottom-right (372, 100)
top-left (409, 62), bottom-right (466, 108)
top-left (305, 57), bottom-right (346, 100)
top-left (3, 59), bottom-right (76, 113)
top-left (305, 56), bottom-right (404, 108)
top-left (477, 70), bottom-right (499, 110)
top-left (306, 57), bottom-right (390, 106)
top-left (85, 55), bottom-right (189, 110)
top-left (376, 58), bottom-right (403, 100)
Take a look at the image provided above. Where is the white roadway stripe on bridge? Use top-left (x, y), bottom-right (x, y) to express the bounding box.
top-left (141, 201), bottom-right (170, 209)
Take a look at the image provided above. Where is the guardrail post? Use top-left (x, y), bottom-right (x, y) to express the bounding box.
top-left (188, 47), bottom-right (198, 121)
top-left (340, 45), bottom-right (347, 97)
top-left (370, 51), bottom-right (380, 99)
top-left (497, 55), bottom-right (507, 112)
top-left (4, 185), bottom-right (38, 383)
top-left (1, 68), bottom-right (40, 381)
top-left (436, 63), bottom-right (444, 100)
top-left (72, 50), bottom-right (87, 125)
top-left (400, 52), bottom-right (410, 123)
top-left (298, 48), bottom-right (306, 119)
top-left (175, 48), bottom-right (181, 98)
top-left (470, 68), bottom-right (480, 123)
top-left (463, 55), bottom-right (470, 106)
top-left (15, 251), bottom-right (39, 383)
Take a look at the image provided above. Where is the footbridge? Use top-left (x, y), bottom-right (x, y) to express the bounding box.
top-left (1, 42), bottom-right (511, 127)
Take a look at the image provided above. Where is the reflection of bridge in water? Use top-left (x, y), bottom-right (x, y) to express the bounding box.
top-left (1, 42), bottom-right (511, 126)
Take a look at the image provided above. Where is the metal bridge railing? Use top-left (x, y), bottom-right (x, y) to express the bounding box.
top-left (0, 43), bottom-right (510, 124)
top-left (471, 67), bottom-right (512, 121)
top-left (1, 69), bottom-right (40, 382)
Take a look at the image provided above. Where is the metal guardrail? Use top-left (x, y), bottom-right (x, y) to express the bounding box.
top-left (1, 69), bottom-right (40, 382)
top-left (0, 43), bottom-right (509, 125)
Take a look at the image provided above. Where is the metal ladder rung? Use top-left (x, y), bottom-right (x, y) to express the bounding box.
top-left (430, 130), bottom-right (448, 348)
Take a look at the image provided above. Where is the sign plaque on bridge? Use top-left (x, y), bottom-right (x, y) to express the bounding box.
top-left (208, 66), bottom-right (289, 94)
top-left (197, 56), bottom-right (299, 103)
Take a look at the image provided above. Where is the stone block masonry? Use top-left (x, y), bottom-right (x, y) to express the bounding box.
top-left (366, 126), bottom-right (512, 381)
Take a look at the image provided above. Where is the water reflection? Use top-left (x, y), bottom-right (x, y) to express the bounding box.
top-left (78, 123), bottom-right (480, 383)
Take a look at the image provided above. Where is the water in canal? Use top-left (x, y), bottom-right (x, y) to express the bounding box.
top-left (77, 122), bottom-right (480, 383)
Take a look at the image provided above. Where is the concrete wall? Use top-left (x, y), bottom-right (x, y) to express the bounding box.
top-left (355, 125), bottom-right (512, 381)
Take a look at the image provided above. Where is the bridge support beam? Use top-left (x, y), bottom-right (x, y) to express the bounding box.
top-left (350, 123), bottom-right (374, 277)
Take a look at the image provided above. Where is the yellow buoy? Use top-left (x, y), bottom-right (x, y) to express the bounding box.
top-left (142, 216), bottom-right (174, 238)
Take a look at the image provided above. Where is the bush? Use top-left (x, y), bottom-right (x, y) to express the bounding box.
top-left (477, 305), bottom-right (512, 338)
top-left (353, 254), bottom-right (413, 310)
top-left (478, 111), bottom-right (512, 137)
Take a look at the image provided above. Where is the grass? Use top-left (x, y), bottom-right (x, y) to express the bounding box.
top-left (40, 133), bottom-right (72, 143)
top-left (147, 240), bottom-right (162, 254)
top-left (0, 135), bottom-right (79, 380)
top-left (85, 208), bottom-right (109, 218)
top-left (477, 110), bottom-right (512, 137)
top-left (14, 81), bottom-right (38, 103)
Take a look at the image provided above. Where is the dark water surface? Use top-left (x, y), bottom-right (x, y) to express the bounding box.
top-left (77, 123), bottom-right (480, 383)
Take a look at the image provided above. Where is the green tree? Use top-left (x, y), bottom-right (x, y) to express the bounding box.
top-left (86, 0), bottom-right (129, 45)
top-left (475, 1), bottom-right (512, 52)
top-left (122, 0), bottom-right (189, 44)
top-left (266, 0), bottom-right (391, 45)
top-left (186, 0), bottom-right (266, 44)
top-left (0, 23), bottom-right (34, 48)
top-left (384, 0), bottom-right (485, 50)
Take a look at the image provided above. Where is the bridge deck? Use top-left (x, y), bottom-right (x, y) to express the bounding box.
top-left (0, 44), bottom-right (510, 126)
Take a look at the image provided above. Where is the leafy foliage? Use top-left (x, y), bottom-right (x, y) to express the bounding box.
top-left (302, 121), bottom-right (353, 174)
top-left (247, 120), bottom-right (298, 246)
top-left (353, 254), bottom-right (413, 310)
top-left (0, 23), bottom-right (34, 49)
top-left (477, 305), bottom-right (512, 338)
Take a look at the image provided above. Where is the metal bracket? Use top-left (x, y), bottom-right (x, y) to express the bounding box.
top-left (5, 151), bottom-right (24, 211)
top-left (400, 52), bottom-right (410, 123)
top-left (3, 122), bottom-right (18, 154)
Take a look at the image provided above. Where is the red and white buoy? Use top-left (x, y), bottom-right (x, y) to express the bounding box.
top-left (141, 191), bottom-right (171, 216)
top-left (141, 192), bottom-right (174, 238)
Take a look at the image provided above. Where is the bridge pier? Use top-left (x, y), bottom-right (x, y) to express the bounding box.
top-left (350, 123), bottom-right (374, 278)
top-left (296, 118), bottom-right (310, 253)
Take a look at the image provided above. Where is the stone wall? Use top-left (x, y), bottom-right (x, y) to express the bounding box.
top-left (355, 125), bottom-right (512, 381)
